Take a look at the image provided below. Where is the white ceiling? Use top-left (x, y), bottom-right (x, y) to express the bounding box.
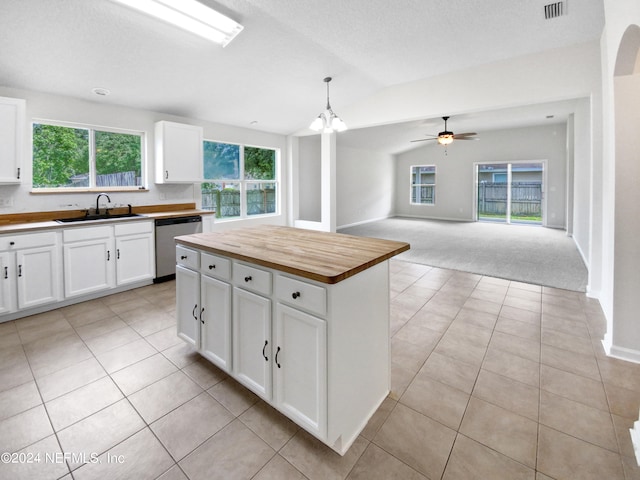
top-left (0, 0), bottom-right (604, 151)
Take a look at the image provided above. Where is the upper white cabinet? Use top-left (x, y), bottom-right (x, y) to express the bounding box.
top-left (0, 96), bottom-right (25, 184)
top-left (155, 121), bottom-right (203, 183)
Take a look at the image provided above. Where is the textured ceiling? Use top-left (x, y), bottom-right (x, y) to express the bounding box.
top-left (0, 0), bottom-right (604, 145)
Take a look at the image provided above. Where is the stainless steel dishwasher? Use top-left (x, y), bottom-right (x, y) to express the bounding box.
top-left (154, 215), bottom-right (202, 282)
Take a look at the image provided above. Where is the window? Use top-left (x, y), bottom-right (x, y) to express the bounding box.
top-left (32, 122), bottom-right (143, 190)
top-left (202, 141), bottom-right (278, 219)
top-left (411, 165), bottom-right (435, 205)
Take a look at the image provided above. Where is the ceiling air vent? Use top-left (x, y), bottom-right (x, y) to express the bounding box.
top-left (544, 1), bottom-right (565, 19)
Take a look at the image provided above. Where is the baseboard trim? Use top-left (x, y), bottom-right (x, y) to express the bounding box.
top-left (337, 215), bottom-right (393, 230)
top-left (602, 337), bottom-right (640, 364)
top-left (631, 420), bottom-right (640, 466)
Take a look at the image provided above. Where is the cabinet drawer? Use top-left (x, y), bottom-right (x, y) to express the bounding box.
top-left (234, 262), bottom-right (271, 296)
top-left (115, 220), bottom-right (153, 236)
top-left (0, 231), bottom-right (58, 251)
top-left (276, 275), bottom-right (327, 316)
top-left (201, 252), bottom-right (231, 280)
top-left (63, 225), bottom-right (112, 243)
top-left (176, 245), bottom-right (199, 269)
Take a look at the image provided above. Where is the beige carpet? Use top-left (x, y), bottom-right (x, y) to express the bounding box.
top-left (340, 217), bottom-right (588, 292)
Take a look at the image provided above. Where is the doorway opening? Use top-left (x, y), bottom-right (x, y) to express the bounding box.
top-left (475, 161), bottom-right (545, 225)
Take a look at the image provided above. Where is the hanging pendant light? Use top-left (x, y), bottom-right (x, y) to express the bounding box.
top-left (309, 77), bottom-right (347, 133)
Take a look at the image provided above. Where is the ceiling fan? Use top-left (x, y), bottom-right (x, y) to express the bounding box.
top-left (411, 116), bottom-right (479, 145)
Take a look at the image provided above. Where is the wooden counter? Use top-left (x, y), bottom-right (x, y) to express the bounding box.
top-left (175, 225), bottom-right (410, 284)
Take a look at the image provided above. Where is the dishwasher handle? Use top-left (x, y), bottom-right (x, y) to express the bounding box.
top-left (155, 215), bottom-right (202, 227)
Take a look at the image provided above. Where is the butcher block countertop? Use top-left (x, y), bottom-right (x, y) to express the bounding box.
top-left (175, 225), bottom-right (410, 284)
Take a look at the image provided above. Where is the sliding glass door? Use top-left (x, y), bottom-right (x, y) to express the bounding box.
top-left (476, 162), bottom-right (544, 225)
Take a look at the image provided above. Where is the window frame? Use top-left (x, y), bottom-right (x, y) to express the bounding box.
top-left (31, 119), bottom-right (146, 193)
top-left (201, 139), bottom-right (279, 220)
top-left (410, 164), bottom-right (436, 206)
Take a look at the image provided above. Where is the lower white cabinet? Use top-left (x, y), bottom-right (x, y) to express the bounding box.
top-left (0, 231), bottom-right (62, 315)
top-left (201, 275), bottom-right (232, 371)
top-left (274, 303), bottom-right (326, 438)
top-left (63, 226), bottom-right (114, 297)
top-left (233, 287), bottom-right (272, 400)
top-left (176, 246), bottom-right (232, 372)
top-left (114, 222), bottom-right (155, 285)
top-left (176, 264), bottom-right (200, 348)
top-left (175, 246), bottom-right (390, 455)
top-left (63, 221), bottom-right (155, 298)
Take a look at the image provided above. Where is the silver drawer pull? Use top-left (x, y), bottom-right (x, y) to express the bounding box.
top-left (292, 291), bottom-right (301, 299)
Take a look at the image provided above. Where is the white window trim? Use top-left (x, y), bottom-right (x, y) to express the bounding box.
top-left (31, 119), bottom-right (146, 192)
top-left (410, 164), bottom-right (436, 206)
top-left (202, 139), bottom-right (280, 221)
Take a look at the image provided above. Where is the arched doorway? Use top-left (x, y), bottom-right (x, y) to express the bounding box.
top-left (612, 24), bottom-right (640, 358)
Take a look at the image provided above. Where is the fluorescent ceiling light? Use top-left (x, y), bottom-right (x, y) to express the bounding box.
top-left (111, 0), bottom-right (243, 46)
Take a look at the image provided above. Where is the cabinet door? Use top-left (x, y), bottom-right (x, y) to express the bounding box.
top-left (63, 238), bottom-right (115, 297)
top-left (176, 265), bottom-right (200, 348)
top-left (155, 121), bottom-right (203, 183)
top-left (0, 96), bottom-right (25, 184)
top-left (0, 252), bottom-right (15, 314)
top-left (200, 275), bottom-right (232, 372)
top-left (116, 233), bottom-right (155, 285)
top-left (274, 304), bottom-right (327, 438)
top-left (233, 287), bottom-right (272, 400)
top-left (16, 246), bottom-right (60, 309)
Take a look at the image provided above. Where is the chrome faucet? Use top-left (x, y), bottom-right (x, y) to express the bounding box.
top-left (95, 193), bottom-right (111, 215)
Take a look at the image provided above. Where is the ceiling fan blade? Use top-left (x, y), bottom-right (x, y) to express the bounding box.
top-left (453, 132), bottom-right (477, 137)
top-left (410, 138), bottom-right (437, 143)
top-left (452, 137), bottom-right (479, 140)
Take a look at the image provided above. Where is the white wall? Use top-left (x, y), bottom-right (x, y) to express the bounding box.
top-left (394, 124), bottom-right (568, 227)
top-left (571, 98), bottom-right (593, 272)
top-left (297, 135), bottom-right (321, 222)
top-left (0, 86), bottom-right (288, 227)
top-left (336, 145), bottom-right (395, 228)
top-left (600, 0), bottom-right (640, 361)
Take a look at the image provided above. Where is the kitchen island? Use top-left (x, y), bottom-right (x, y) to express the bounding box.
top-left (174, 225), bottom-right (409, 455)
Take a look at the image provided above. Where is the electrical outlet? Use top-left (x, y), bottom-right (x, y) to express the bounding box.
top-left (0, 196), bottom-right (14, 207)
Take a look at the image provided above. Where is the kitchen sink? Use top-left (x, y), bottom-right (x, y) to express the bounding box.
top-left (55, 213), bottom-right (145, 223)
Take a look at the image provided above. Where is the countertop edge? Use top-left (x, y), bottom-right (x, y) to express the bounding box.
top-left (0, 209), bottom-right (214, 234)
top-left (175, 229), bottom-right (410, 285)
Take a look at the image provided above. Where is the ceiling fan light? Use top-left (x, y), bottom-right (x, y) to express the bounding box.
top-left (437, 134), bottom-right (454, 145)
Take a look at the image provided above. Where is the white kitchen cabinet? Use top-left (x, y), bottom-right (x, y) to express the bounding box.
top-left (0, 96), bottom-right (25, 184)
top-left (62, 221), bottom-right (154, 299)
top-left (174, 225), bottom-right (407, 456)
top-left (200, 274), bottom-right (231, 371)
top-left (233, 286), bottom-right (272, 400)
top-left (0, 231), bottom-right (62, 314)
top-left (176, 263), bottom-right (200, 348)
top-left (114, 221), bottom-right (155, 285)
top-left (155, 121), bottom-right (203, 183)
top-left (0, 252), bottom-right (14, 314)
top-left (63, 226), bottom-right (115, 298)
top-left (176, 247), bottom-right (233, 371)
top-left (274, 303), bottom-right (326, 438)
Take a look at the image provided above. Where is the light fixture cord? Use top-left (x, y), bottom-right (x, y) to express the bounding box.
top-left (326, 80), bottom-right (331, 111)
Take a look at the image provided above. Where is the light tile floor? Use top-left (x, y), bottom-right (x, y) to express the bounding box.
top-left (1, 260), bottom-right (639, 479)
